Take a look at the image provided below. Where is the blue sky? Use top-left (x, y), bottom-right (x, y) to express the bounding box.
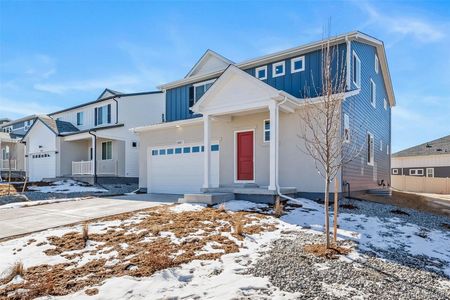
top-left (1, 0), bottom-right (449, 152)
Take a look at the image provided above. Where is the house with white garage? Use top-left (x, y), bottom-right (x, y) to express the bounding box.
top-left (133, 31), bottom-right (395, 201)
top-left (22, 89), bottom-right (165, 183)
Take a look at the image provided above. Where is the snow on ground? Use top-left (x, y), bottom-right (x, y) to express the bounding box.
top-left (0, 198), bottom-right (449, 299)
top-left (26, 180), bottom-right (107, 194)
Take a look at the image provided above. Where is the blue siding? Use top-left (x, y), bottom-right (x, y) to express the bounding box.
top-left (165, 43), bottom-right (347, 121)
top-left (342, 41), bottom-right (391, 191)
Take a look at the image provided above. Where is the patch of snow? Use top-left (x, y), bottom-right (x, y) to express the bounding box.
top-left (170, 203), bottom-right (206, 213)
top-left (27, 180), bottom-right (107, 194)
top-left (221, 200), bottom-right (268, 212)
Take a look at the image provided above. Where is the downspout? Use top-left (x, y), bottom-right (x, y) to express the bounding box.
top-left (88, 130), bottom-right (97, 184)
top-left (274, 95), bottom-right (298, 202)
top-left (112, 97), bottom-right (119, 124)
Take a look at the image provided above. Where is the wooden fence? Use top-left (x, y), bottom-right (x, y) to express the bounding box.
top-left (391, 175), bottom-right (450, 194)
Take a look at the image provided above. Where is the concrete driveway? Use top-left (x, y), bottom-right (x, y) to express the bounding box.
top-left (0, 194), bottom-right (179, 240)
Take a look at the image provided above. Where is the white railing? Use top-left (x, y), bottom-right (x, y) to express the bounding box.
top-left (72, 160), bottom-right (93, 175)
top-left (1, 160), bottom-right (16, 170)
top-left (98, 160), bottom-right (118, 175)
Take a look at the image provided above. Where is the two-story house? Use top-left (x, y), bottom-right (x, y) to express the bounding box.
top-left (0, 115), bottom-right (36, 178)
top-left (22, 89), bottom-right (165, 182)
top-left (133, 31), bottom-right (395, 201)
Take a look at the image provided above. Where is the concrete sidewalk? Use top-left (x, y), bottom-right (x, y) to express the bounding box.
top-left (0, 194), bottom-right (177, 240)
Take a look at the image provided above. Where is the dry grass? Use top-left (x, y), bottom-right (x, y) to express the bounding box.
top-left (0, 261), bottom-right (25, 285)
top-left (273, 196), bottom-right (284, 218)
top-left (0, 205), bottom-right (276, 299)
top-left (303, 243), bottom-right (351, 259)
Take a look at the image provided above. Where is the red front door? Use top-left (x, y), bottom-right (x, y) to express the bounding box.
top-left (237, 131), bottom-right (254, 181)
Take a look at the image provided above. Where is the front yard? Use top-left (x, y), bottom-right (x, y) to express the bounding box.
top-left (0, 198), bottom-right (449, 299)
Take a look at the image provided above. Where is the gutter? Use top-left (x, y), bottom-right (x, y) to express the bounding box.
top-left (112, 97), bottom-right (119, 124)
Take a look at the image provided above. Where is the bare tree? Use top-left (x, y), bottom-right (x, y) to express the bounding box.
top-left (298, 37), bottom-right (364, 248)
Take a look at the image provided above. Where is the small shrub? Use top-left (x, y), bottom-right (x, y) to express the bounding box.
top-left (273, 196), bottom-right (284, 218)
top-left (234, 218), bottom-right (244, 236)
top-left (82, 223), bottom-right (89, 247)
top-left (1, 261), bottom-right (25, 284)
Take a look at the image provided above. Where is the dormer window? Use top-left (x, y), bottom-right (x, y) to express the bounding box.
top-left (255, 66), bottom-right (267, 80)
top-left (375, 54), bottom-right (379, 74)
top-left (189, 79), bottom-right (215, 108)
top-left (370, 79), bottom-right (376, 108)
top-left (77, 112), bottom-right (84, 126)
top-left (291, 56), bottom-right (305, 73)
top-left (272, 61), bottom-right (285, 77)
top-left (352, 51), bottom-right (361, 88)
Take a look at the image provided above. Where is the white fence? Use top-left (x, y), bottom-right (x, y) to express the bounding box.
top-left (392, 175), bottom-right (450, 194)
top-left (72, 160), bottom-right (93, 175)
top-left (1, 160), bottom-right (16, 170)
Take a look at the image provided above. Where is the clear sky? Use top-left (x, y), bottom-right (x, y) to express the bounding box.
top-left (1, 0), bottom-right (449, 152)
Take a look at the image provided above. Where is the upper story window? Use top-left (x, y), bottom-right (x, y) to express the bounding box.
top-left (343, 113), bottom-right (350, 143)
top-left (255, 66), bottom-right (267, 80)
top-left (263, 119), bottom-right (270, 142)
top-left (3, 126), bottom-right (12, 133)
top-left (77, 112), bottom-right (84, 126)
top-left (272, 61), bottom-right (285, 77)
top-left (352, 51), bottom-right (361, 88)
top-left (384, 98), bottom-right (387, 110)
top-left (370, 79), bottom-right (376, 108)
top-left (367, 132), bottom-right (374, 166)
top-left (95, 104), bottom-right (111, 126)
top-left (291, 56), bottom-right (305, 73)
top-left (375, 54), bottom-right (379, 74)
top-left (189, 79), bottom-right (215, 108)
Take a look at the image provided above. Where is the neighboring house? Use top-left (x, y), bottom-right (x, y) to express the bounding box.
top-left (22, 89), bottom-right (165, 182)
top-left (391, 135), bottom-right (450, 178)
top-left (134, 31), bottom-right (395, 200)
top-left (0, 115), bottom-right (36, 178)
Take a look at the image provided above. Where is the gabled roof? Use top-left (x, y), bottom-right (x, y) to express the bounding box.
top-left (159, 31), bottom-right (396, 107)
top-left (21, 116), bottom-right (79, 140)
top-left (184, 49), bottom-right (234, 78)
top-left (393, 134), bottom-right (450, 158)
top-left (97, 88), bottom-right (122, 100)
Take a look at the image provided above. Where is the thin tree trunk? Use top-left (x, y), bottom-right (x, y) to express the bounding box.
top-left (333, 178), bottom-right (339, 243)
top-left (8, 156), bottom-right (12, 195)
top-left (324, 177), bottom-right (330, 248)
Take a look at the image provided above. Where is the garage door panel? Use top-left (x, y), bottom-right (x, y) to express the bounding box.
top-left (149, 146), bottom-right (219, 194)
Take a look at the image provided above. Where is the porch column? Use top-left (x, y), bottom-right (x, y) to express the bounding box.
top-left (269, 101), bottom-right (278, 191)
top-left (91, 134), bottom-right (96, 176)
top-left (203, 114), bottom-right (211, 189)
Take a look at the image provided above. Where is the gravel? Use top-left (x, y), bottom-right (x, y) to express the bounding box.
top-left (247, 232), bottom-right (450, 299)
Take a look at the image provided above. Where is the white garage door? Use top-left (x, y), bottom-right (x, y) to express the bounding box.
top-left (149, 143), bottom-right (219, 194)
top-left (29, 153), bottom-right (56, 182)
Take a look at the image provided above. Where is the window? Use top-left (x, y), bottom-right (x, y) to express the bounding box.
top-left (2, 146), bottom-right (9, 160)
top-left (192, 146), bottom-right (200, 153)
top-left (183, 147), bottom-right (191, 153)
top-left (76, 112), bottom-right (84, 126)
top-left (375, 54), bottom-right (379, 74)
top-left (291, 56), bottom-right (305, 73)
top-left (352, 51), bottom-right (361, 88)
top-left (380, 140), bottom-right (383, 151)
top-left (370, 79), bottom-right (376, 108)
top-left (159, 149), bottom-right (166, 155)
top-left (101, 141), bottom-right (112, 160)
top-left (392, 169), bottom-right (399, 175)
top-left (387, 144), bottom-right (389, 155)
top-left (272, 61), bottom-right (285, 77)
top-left (384, 98), bottom-right (387, 110)
top-left (426, 168), bottom-right (434, 178)
top-left (367, 133), bottom-right (374, 165)
top-left (152, 150), bottom-right (158, 156)
top-left (191, 79), bottom-right (215, 105)
top-left (409, 169), bottom-right (424, 176)
top-left (211, 144), bottom-right (220, 151)
top-left (131, 141), bottom-right (137, 148)
top-left (343, 114), bottom-right (350, 143)
top-left (175, 148), bottom-right (182, 154)
top-left (255, 66), bottom-right (267, 80)
top-left (167, 148), bottom-right (174, 155)
top-left (95, 104), bottom-right (111, 126)
top-left (263, 120), bottom-right (270, 142)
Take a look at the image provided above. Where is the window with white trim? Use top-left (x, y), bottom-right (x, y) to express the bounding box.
top-left (367, 133), bottom-right (374, 165)
top-left (380, 140), bottom-right (383, 151)
top-left (375, 54), bottom-right (379, 74)
top-left (263, 119), bottom-right (270, 142)
top-left (370, 79), bottom-right (376, 108)
top-left (426, 168), bottom-right (434, 177)
top-left (409, 169), bottom-right (423, 176)
top-left (343, 113), bottom-right (350, 143)
top-left (255, 66), bottom-right (267, 80)
top-left (392, 168), bottom-right (399, 175)
top-left (352, 51), bottom-right (361, 88)
top-left (272, 61), bottom-right (285, 77)
top-left (387, 144), bottom-right (390, 155)
top-left (131, 141), bottom-right (138, 148)
top-left (77, 112), bottom-right (84, 126)
top-left (291, 56), bottom-right (305, 73)
top-left (384, 98), bottom-right (387, 110)
top-left (193, 79), bottom-right (215, 102)
top-left (101, 141), bottom-right (112, 160)
top-left (95, 104), bottom-right (111, 126)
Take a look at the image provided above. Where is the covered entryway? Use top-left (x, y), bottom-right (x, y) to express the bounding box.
top-left (29, 152), bottom-right (56, 181)
top-left (148, 143), bottom-right (220, 194)
top-left (236, 130), bottom-right (254, 182)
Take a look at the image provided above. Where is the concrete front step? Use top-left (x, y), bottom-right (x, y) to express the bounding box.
top-left (178, 192), bottom-right (235, 205)
top-left (367, 189), bottom-right (392, 196)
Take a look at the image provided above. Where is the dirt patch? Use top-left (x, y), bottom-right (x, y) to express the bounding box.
top-left (390, 209), bottom-right (410, 216)
top-left (0, 205), bottom-right (276, 299)
top-left (340, 204), bottom-right (359, 210)
top-left (442, 223), bottom-right (450, 231)
top-left (303, 243), bottom-right (352, 259)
